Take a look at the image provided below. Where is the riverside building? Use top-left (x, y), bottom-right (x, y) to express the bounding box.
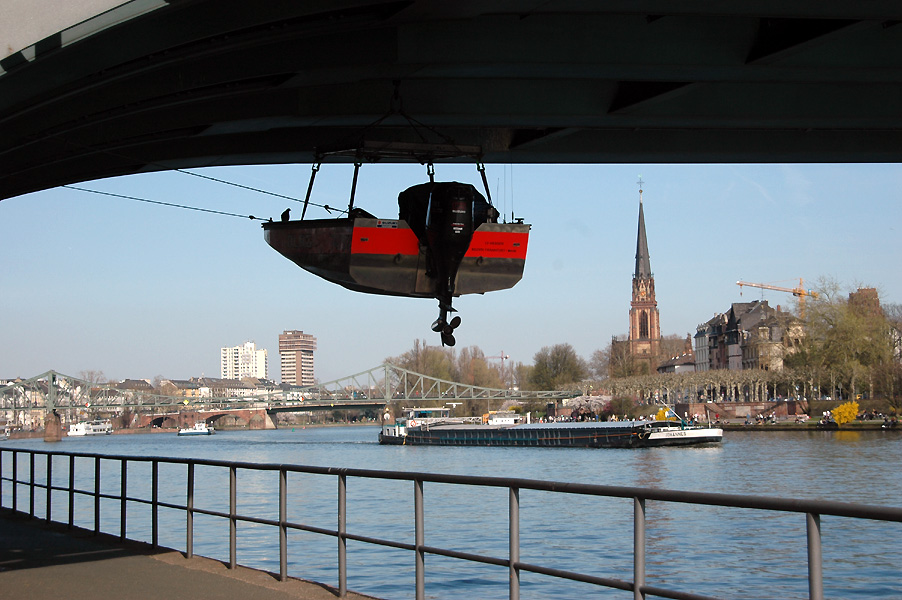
top-left (220, 341), bottom-right (268, 380)
top-left (279, 330), bottom-right (317, 385)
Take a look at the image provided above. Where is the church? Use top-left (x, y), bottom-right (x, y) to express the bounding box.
top-left (612, 180), bottom-right (663, 375)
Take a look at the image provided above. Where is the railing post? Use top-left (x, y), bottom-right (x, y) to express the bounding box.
top-left (151, 461), bottom-right (158, 548)
top-left (67, 455), bottom-right (74, 529)
top-left (11, 451), bottom-right (16, 512)
top-left (634, 497), bottom-right (646, 600)
top-left (94, 456), bottom-right (101, 535)
top-left (186, 462), bottom-right (194, 558)
top-left (807, 512), bottom-right (824, 600)
top-left (415, 478), bottom-right (425, 600)
top-left (0, 450), bottom-right (4, 509)
top-left (46, 453), bottom-right (52, 522)
top-left (279, 467), bottom-right (287, 582)
top-left (120, 459), bottom-right (127, 541)
top-left (509, 486), bottom-right (520, 600)
top-left (29, 451), bottom-right (35, 518)
top-left (229, 465), bottom-right (237, 569)
top-left (338, 473), bottom-right (347, 597)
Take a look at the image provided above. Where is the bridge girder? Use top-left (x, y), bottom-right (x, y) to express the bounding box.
top-left (3, 2), bottom-right (902, 201)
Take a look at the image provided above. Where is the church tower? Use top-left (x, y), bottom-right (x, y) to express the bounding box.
top-left (628, 179), bottom-right (661, 371)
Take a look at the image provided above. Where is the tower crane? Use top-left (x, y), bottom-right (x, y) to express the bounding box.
top-left (736, 278), bottom-right (819, 318)
top-left (486, 351), bottom-right (511, 389)
top-left (486, 351), bottom-right (510, 365)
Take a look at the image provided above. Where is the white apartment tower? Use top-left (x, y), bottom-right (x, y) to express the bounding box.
top-left (279, 330), bottom-right (317, 385)
top-left (220, 341), bottom-right (268, 379)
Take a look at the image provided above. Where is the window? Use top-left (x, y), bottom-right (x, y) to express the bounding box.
top-left (639, 311), bottom-right (649, 339)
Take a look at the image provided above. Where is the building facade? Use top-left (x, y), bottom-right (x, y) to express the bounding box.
top-left (220, 341), bottom-right (268, 380)
top-left (694, 300), bottom-right (801, 372)
top-left (279, 330), bottom-right (317, 385)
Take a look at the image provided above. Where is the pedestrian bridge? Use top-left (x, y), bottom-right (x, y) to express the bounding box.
top-left (0, 365), bottom-right (581, 417)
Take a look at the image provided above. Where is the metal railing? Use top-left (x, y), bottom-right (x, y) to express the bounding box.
top-left (2, 447), bottom-right (901, 600)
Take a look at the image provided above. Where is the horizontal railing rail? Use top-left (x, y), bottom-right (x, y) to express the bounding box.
top-left (2, 448), bottom-right (901, 600)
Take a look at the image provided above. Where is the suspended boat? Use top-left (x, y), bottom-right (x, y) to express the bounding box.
top-left (263, 180), bottom-right (529, 345)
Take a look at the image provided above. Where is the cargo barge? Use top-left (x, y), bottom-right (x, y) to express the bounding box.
top-left (379, 408), bottom-right (723, 449)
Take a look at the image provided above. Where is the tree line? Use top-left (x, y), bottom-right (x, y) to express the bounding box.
top-left (386, 279), bottom-right (902, 415)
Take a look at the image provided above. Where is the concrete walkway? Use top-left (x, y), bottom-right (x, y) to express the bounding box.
top-left (0, 512), bottom-right (379, 600)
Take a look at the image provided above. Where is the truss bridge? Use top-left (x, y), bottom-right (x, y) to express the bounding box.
top-left (1, 365), bottom-right (581, 429)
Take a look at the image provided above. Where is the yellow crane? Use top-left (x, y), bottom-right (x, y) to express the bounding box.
top-left (736, 278), bottom-right (819, 318)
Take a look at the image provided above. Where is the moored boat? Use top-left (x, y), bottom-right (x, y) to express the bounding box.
top-left (379, 408), bottom-right (722, 448)
top-left (68, 419), bottom-right (113, 436)
top-left (178, 422), bottom-right (214, 436)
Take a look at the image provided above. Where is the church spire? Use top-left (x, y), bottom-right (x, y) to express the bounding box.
top-left (626, 176), bottom-right (661, 369)
top-left (634, 178), bottom-right (651, 279)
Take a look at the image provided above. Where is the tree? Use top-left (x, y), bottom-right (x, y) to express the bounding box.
top-left (388, 341), bottom-right (508, 388)
top-left (593, 341), bottom-right (642, 379)
top-left (588, 348), bottom-right (609, 380)
top-left (530, 343), bottom-right (587, 389)
top-left (659, 334), bottom-right (691, 361)
top-left (511, 362), bottom-right (533, 391)
top-left (603, 396), bottom-right (638, 420)
top-left (79, 370), bottom-right (107, 386)
top-left (788, 279), bottom-right (895, 401)
top-left (881, 303), bottom-right (902, 413)
top-left (456, 346), bottom-right (504, 388)
top-left (387, 339), bottom-right (456, 381)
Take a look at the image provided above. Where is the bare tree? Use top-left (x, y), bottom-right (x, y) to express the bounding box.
top-left (79, 370), bottom-right (107, 385)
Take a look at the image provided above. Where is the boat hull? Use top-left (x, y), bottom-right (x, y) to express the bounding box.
top-left (263, 217), bottom-right (529, 297)
top-left (379, 422), bottom-right (722, 449)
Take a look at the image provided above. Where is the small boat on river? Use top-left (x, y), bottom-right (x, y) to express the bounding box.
top-left (379, 408), bottom-right (722, 448)
top-left (178, 422), bottom-right (214, 436)
top-left (68, 419), bottom-right (113, 436)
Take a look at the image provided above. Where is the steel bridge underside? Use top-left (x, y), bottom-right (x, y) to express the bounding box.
top-left (3, 2), bottom-right (902, 202)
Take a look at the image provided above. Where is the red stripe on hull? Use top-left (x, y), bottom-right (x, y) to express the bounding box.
top-left (351, 224), bottom-right (420, 255)
top-left (350, 225), bottom-right (529, 260)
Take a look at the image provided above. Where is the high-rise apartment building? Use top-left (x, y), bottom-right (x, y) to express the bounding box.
top-left (220, 341), bottom-right (268, 379)
top-left (279, 330), bottom-right (317, 385)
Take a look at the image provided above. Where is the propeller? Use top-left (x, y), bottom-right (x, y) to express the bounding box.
top-left (440, 316), bottom-right (461, 346)
top-left (432, 315), bottom-right (461, 346)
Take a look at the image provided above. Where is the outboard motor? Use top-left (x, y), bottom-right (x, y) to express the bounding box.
top-left (426, 184), bottom-right (476, 345)
top-left (398, 181), bottom-right (497, 346)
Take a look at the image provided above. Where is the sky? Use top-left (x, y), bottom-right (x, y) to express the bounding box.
top-left (1, 162), bottom-right (900, 383)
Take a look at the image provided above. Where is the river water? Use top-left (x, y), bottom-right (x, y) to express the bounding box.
top-left (3, 427), bottom-right (901, 599)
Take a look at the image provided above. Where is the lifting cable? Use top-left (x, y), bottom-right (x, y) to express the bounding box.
top-left (63, 160), bottom-right (348, 221)
top-left (301, 162), bottom-right (320, 220)
top-left (58, 138), bottom-right (342, 218)
top-left (63, 185), bottom-right (265, 220)
top-left (172, 168), bottom-right (301, 205)
top-left (477, 162), bottom-right (493, 206)
top-left (171, 166), bottom-right (341, 217)
top-left (348, 161), bottom-right (362, 214)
